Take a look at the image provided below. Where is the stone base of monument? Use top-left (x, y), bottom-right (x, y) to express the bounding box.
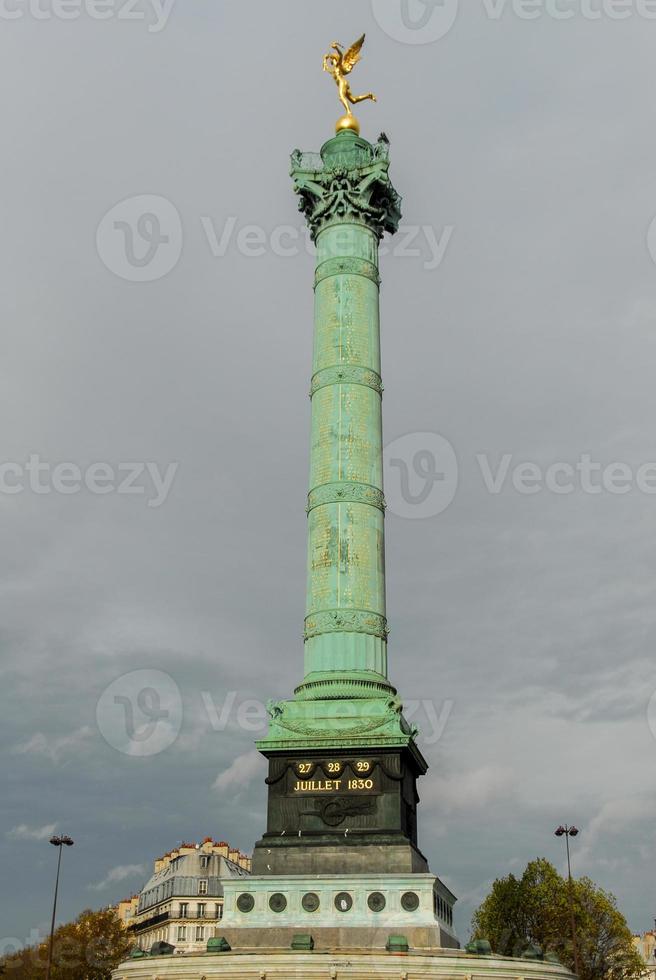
top-left (113, 949), bottom-right (575, 979)
top-left (219, 873), bottom-right (459, 950)
top-left (112, 874), bottom-right (576, 979)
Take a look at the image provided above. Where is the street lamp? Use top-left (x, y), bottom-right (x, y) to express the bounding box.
top-left (45, 835), bottom-right (74, 980)
top-left (554, 824), bottom-right (580, 976)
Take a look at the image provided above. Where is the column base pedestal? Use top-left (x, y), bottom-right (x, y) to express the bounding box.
top-left (219, 873), bottom-right (458, 947)
top-left (252, 837), bottom-right (429, 875)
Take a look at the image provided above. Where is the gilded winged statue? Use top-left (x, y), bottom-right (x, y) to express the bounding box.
top-left (323, 34), bottom-right (377, 129)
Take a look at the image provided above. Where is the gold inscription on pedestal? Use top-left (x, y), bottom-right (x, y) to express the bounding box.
top-left (292, 777), bottom-right (376, 793)
top-left (290, 760), bottom-right (377, 794)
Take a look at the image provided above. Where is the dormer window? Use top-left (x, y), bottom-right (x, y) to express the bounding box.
top-left (198, 879), bottom-right (208, 895)
top-left (199, 855), bottom-right (209, 870)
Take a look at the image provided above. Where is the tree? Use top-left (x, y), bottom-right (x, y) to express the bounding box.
top-left (0, 907), bottom-right (133, 979)
top-left (471, 858), bottom-right (646, 980)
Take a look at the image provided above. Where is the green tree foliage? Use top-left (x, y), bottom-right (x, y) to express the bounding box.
top-left (471, 858), bottom-right (646, 979)
top-left (0, 907), bottom-right (132, 979)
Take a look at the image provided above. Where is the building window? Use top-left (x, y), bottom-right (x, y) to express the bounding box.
top-left (199, 855), bottom-right (209, 869)
top-left (197, 903), bottom-right (206, 917)
top-left (215, 903), bottom-right (222, 919)
top-left (198, 880), bottom-right (208, 895)
top-left (195, 925), bottom-right (204, 941)
top-left (179, 902), bottom-right (188, 918)
top-left (177, 925), bottom-right (186, 941)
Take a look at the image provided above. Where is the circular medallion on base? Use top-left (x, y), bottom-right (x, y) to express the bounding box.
top-left (368, 891), bottom-right (386, 912)
top-left (269, 893), bottom-right (287, 913)
top-left (302, 892), bottom-right (320, 912)
top-left (236, 893), bottom-right (254, 913)
top-left (334, 891), bottom-right (353, 912)
top-left (401, 891), bottom-right (420, 911)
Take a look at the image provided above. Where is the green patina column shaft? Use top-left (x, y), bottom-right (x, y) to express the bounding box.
top-left (256, 128), bottom-right (421, 757)
top-left (294, 130), bottom-right (401, 701)
top-left (253, 127), bottom-right (428, 877)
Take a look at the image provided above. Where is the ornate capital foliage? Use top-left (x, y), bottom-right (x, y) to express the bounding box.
top-left (291, 132), bottom-right (402, 241)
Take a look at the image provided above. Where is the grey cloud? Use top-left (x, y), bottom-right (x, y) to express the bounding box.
top-left (2, 0), bottom-right (656, 945)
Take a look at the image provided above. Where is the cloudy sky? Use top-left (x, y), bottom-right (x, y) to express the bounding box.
top-left (2, 0), bottom-right (656, 951)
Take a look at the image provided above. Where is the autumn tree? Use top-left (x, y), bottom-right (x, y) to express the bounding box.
top-left (471, 858), bottom-right (645, 980)
top-left (0, 907), bottom-right (133, 979)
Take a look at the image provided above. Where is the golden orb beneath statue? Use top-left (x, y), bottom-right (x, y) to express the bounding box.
top-left (335, 113), bottom-right (360, 135)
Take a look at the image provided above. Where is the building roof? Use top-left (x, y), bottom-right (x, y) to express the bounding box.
top-left (135, 840), bottom-right (251, 913)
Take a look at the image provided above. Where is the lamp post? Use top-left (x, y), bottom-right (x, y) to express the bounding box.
top-left (45, 835), bottom-right (74, 980)
top-left (555, 824), bottom-right (580, 976)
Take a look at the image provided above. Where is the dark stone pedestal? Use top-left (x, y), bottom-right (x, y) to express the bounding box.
top-left (252, 747), bottom-right (428, 876)
top-left (253, 837), bottom-right (429, 875)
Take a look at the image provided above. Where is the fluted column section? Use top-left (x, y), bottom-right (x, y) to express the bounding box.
top-left (291, 130), bottom-right (402, 700)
